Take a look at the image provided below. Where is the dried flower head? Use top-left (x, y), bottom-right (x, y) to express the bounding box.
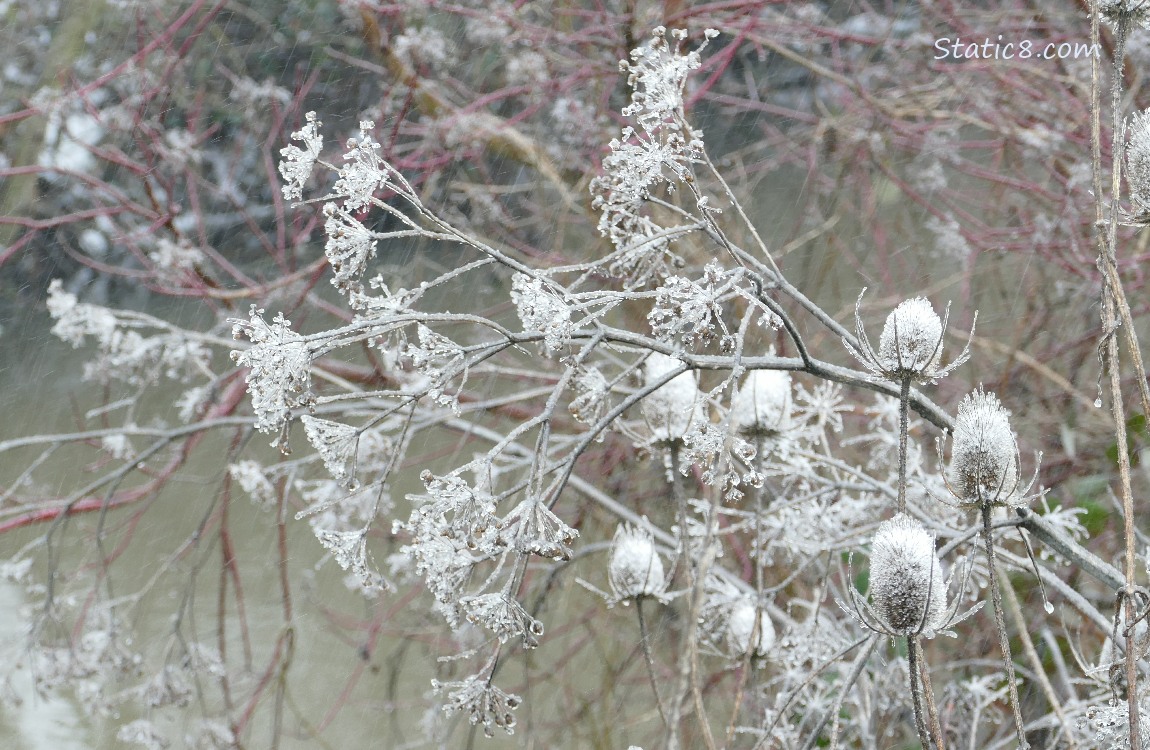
top-left (727, 599), bottom-right (775, 657)
top-left (867, 513), bottom-right (947, 636)
top-left (608, 524), bottom-right (668, 603)
top-left (731, 369), bottom-right (792, 437)
top-left (641, 352), bottom-right (702, 442)
top-left (844, 290), bottom-right (973, 384)
top-left (1127, 109), bottom-right (1150, 218)
top-left (946, 388), bottom-right (1020, 506)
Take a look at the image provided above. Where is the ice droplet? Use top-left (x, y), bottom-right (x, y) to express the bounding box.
top-left (1094, 398), bottom-right (1103, 408)
top-left (1044, 601), bottom-right (1055, 615)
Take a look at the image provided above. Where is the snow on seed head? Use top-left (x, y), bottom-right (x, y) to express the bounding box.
top-left (877, 298), bottom-right (944, 379)
top-left (948, 388), bottom-right (1019, 506)
top-left (868, 513), bottom-right (947, 636)
top-left (608, 524), bottom-right (667, 602)
top-left (731, 370), bottom-right (792, 437)
top-left (727, 599), bottom-right (775, 657)
top-left (1127, 109), bottom-right (1150, 214)
top-left (641, 352), bottom-right (702, 442)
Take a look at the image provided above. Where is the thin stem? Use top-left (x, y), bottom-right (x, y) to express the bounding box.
top-left (1000, 570), bottom-right (1077, 749)
top-left (897, 376), bottom-right (911, 514)
top-left (981, 503), bottom-right (1029, 749)
top-left (917, 639), bottom-right (945, 750)
top-left (637, 597), bottom-right (671, 731)
top-left (907, 638), bottom-right (932, 750)
top-left (1094, 6), bottom-right (1143, 743)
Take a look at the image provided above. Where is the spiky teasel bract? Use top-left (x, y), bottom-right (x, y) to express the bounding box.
top-left (1098, 0), bottom-right (1150, 31)
top-left (844, 290), bottom-right (974, 385)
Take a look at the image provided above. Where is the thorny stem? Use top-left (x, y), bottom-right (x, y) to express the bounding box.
top-left (907, 638), bottom-right (933, 750)
top-left (981, 502), bottom-right (1029, 749)
top-left (897, 376), bottom-right (911, 514)
top-left (917, 640), bottom-right (945, 750)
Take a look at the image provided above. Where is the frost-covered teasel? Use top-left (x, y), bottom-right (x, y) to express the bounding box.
top-left (865, 513), bottom-right (947, 636)
top-left (608, 524), bottom-right (669, 603)
top-left (731, 369), bottom-right (793, 437)
top-left (845, 291), bottom-right (973, 384)
top-left (1098, 0), bottom-right (1150, 30)
top-left (641, 352), bottom-right (702, 442)
top-left (727, 598), bottom-right (776, 657)
top-left (945, 388), bottom-right (1021, 506)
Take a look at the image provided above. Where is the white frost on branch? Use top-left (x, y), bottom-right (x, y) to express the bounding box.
top-left (431, 673), bottom-right (521, 738)
top-left (589, 28), bottom-right (718, 286)
top-left (323, 203), bottom-right (378, 293)
top-left (333, 120), bottom-right (384, 212)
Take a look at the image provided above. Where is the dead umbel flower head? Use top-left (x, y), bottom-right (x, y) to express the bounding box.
top-left (945, 388), bottom-right (1021, 506)
top-left (844, 290), bottom-right (974, 384)
top-left (867, 513), bottom-right (948, 637)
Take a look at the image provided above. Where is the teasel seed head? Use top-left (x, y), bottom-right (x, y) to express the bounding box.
top-left (948, 388), bottom-right (1020, 506)
top-left (868, 513), bottom-right (948, 636)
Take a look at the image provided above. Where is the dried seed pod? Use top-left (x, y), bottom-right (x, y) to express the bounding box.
top-left (948, 388), bottom-right (1020, 506)
top-left (731, 370), bottom-right (792, 437)
top-left (868, 513), bottom-right (947, 636)
top-left (641, 352), bottom-right (702, 442)
top-left (727, 599), bottom-right (775, 657)
top-left (608, 524), bottom-right (667, 602)
top-left (1127, 109), bottom-right (1150, 214)
top-left (877, 297), bottom-right (944, 379)
top-left (844, 290), bottom-right (973, 385)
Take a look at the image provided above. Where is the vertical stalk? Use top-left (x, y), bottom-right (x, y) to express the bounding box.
top-left (897, 376), bottom-right (911, 513)
top-left (637, 597), bottom-right (671, 730)
top-left (981, 503), bottom-right (1029, 749)
top-left (1094, 5), bottom-right (1143, 744)
top-left (906, 638), bottom-right (932, 750)
top-left (917, 641), bottom-right (945, 750)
